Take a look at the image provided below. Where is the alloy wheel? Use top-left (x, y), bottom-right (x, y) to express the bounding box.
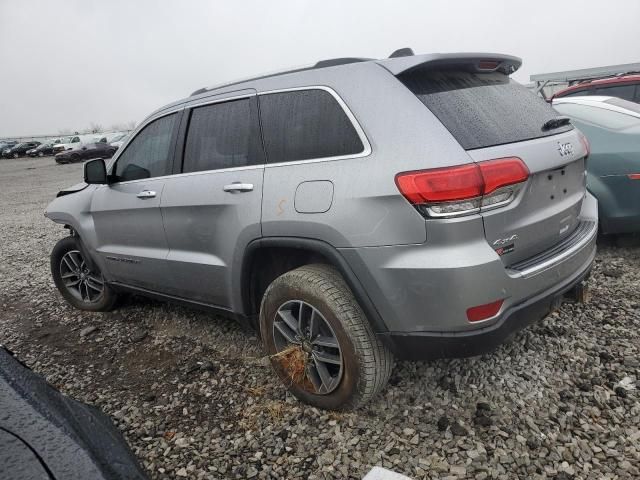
top-left (59, 250), bottom-right (104, 304)
top-left (272, 300), bottom-right (343, 395)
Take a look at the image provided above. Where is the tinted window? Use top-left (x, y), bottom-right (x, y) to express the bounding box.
top-left (114, 113), bottom-right (177, 182)
top-left (553, 103), bottom-right (640, 130)
top-left (398, 68), bottom-right (572, 150)
top-left (594, 84), bottom-right (637, 102)
top-left (183, 98), bottom-right (261, 172)
top-left (259, 89), bottom-right (364, 163)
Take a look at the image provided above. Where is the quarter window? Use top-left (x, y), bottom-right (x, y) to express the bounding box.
top-left (113, 113), bottom-right (178, 182)
top-left (259, 89), bottom-right (364, 163)
top-left (182, 98), bottom-right (261, 173)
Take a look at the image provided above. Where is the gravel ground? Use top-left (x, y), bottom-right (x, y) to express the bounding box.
top-left (1, 156), bottom-right (639, 480)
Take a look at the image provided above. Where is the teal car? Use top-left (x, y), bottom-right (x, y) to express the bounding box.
top-left (553, 96), bottom-right (640, 234)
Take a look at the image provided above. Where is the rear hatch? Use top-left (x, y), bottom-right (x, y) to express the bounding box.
top-left (396, 59), bottom-right (587, 264)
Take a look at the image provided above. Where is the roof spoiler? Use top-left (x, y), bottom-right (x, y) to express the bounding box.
top-left (377, 52), bottom-right (522, 76)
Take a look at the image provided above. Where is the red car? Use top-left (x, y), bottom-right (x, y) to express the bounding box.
top-left (552, 74), bottom-right (640, 103)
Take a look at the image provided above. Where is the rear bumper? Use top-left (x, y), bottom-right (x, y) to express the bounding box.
top-left (378, 254), bottom-right (592, 360)
top-left (339, 193), bottom-right (598, 359)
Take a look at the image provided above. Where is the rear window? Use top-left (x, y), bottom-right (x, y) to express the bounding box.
top-left (595, 84), bottom-right (637, 102)
top-left (259, 89), bottom-right (364, 163)
top-left (398, 68), bottom-right (572, 150)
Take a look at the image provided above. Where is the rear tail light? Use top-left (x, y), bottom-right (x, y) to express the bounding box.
top-left (578, 131), bottom-right (590, 159)
top-left (395, 157), bottom-right (529, 218)
top-left (467, 299), bottom-right (504, 322)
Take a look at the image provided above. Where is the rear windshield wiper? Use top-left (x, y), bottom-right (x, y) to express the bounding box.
top-left (542, 116), bottom-right (571, 131)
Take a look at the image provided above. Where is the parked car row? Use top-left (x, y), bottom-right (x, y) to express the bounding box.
top-left (0, 131), bottom-right (130, 162)
top-left (2, 141), bottom-right (41, 158)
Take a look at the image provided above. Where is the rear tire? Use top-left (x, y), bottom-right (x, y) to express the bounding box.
top-left (51, 236), bottom-right (118, 311)
top-left (259, 264), bottom-right (393, 410)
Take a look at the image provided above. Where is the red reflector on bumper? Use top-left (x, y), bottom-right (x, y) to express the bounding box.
top-left (629, 173), bottom-right (640, 180)
top-left (466, 299), bottom-right (504, 322)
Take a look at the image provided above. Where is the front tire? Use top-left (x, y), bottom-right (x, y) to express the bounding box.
top-left (51, 236), bottom-right (118, 311)
top-left (259, 264), bottom-right (393, 410)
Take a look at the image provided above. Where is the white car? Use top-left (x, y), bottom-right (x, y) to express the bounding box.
top-left (108, 132), bottom-right (129, 148)
top-left (53, 135), bottom-right (109, 154)
top-left (52, 135), bottom-right (81, 154)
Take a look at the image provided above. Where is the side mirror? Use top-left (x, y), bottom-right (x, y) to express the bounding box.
top-left (84, 158), bottom-right (107, 184)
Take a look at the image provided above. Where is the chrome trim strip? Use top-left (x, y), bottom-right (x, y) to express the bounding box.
top-left (108, 93), bottom-right (257, 185)
top-left (259, 85), bottom-right (372, 167)
top-left (508, 220), bottom-right (597, 278)
top-left (103, 164), bottom-right (264, 185)
top-left (110, 86), bottom-right (371, 184)
top-left (186, 91), bottom-right (256, 109)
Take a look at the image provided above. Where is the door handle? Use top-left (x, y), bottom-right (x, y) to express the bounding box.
top-left (223, 182), bottom-right (254, 193)
top-left (136, 190), bottom-right (156, 199)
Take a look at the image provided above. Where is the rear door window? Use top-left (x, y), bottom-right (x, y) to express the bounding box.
top-left (259, 89), bottom-right (364, 163)
top-left (182, 98), bottom-right (263, 173)
top-left (398, 68), bottom-right (572, 150)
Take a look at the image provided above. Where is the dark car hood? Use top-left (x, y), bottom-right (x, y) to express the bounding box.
top-left (0, 347), bottom-right (147, 480)
top-left (56, 182), bottom-right (88, 197)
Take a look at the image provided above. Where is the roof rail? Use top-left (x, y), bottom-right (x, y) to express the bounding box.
top-left (191, 57), bottom-right (371, 97)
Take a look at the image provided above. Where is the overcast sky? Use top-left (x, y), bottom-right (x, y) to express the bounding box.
top-left (1, 0), bottom-right (639, 137)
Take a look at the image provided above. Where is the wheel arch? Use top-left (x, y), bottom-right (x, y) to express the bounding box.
top-left (237, 237), bottom-right (388, 334)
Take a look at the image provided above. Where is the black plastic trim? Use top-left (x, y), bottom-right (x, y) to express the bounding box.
top-left (240, 237), bottom-right (389, 334)
top-left (381, 255), bottom-right (594, 360)
top-left (71, 234), bottom-right (98, 273)
top-left (109, 281), bottom-right (253, 328)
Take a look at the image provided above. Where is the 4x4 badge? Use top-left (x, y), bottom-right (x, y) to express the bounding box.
top-left (493, 234), bottom-right (518, 246)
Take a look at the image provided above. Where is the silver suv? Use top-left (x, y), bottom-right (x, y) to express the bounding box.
top-left (45, 51), bottom-right (598, 410)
